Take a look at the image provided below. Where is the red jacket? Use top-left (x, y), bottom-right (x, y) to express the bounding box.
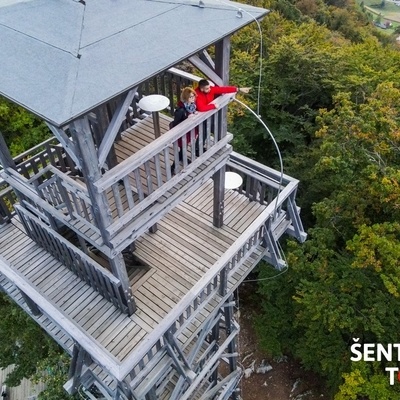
top-left (195, 85), bottom-right (237, 111)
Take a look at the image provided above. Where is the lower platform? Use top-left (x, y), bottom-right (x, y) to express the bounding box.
top-left (0, 177), bottom-right (269, 393)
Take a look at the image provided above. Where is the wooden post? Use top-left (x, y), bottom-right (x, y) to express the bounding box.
top-left (70, 117), bottom-right (136, 315)
top-left (93, 104), bottom-right (119, 170)
top-left (0, 131), bottom-right (30, 223)
top-left (20, 289), bottom-right (41, 316)
top-left (0, 132), bottom-right (16, 170)
top-left (210, 314), bottom-right (221, 387)
top-left (68, 344), bottom-right (87, 394)
top-left (223, 295), bottom-right (238, 396)
top-left (212, 36), bottom-right (231, 228)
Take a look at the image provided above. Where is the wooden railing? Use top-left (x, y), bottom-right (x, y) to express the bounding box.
top-left (8, 137), bottom-right (77, 179)
top-left (0, 179), bottom-right (16, 225)
top-left (28, 165), bottom-right (99, 235)
top-left (0, 66), bottom-right (218, 230)
top-left (123, 175), bottom-right (300, 384)
top-left (226, 152), bottom-right (295, 206)
top-left (14, 205), bottom-right (129, 313)
top-left (0, 137), bottom-right (77, 224)
top-left (95, 93), bottom-right (235, 245)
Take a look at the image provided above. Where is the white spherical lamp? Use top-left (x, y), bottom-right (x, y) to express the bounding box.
top-left (225, 171), bottom-right (243, 190)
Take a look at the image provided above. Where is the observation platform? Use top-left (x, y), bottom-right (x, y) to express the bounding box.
top-left (0, 179), bottom-right (267, 395)
top-left (0, 105), bottom-right (305, 399)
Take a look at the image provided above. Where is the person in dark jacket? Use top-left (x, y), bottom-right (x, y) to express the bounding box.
top-left (170, 87), bottom-right (198, 175)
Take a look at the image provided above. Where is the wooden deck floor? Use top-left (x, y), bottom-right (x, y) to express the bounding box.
top-left (0, 180), bottom-right (265, 362)
top-left (0, 114), bottom-right (269, 389)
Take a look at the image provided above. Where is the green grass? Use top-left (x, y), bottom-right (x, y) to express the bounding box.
top-left (362, 0), bottom-right (400, 22)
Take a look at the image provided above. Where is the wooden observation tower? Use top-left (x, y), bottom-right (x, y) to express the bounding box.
top-left (0, 1), bottom-right (306, 399)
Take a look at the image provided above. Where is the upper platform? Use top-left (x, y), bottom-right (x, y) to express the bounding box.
top-left (0, 0), bottom-right (268, 127)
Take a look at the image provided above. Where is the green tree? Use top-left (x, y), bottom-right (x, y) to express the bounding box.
top-left (0, 97), bottom-right (50, 156)
top-left (256, 83), bottom-right (400, 396)
top-left (0, 294), bottom-right (74, 399)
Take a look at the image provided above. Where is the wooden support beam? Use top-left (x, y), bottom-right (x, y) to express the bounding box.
top-left (210, 313), bottom-right (221, 386)
top-left (262, 217), bottom-right (286, 270)
top-left (0, 131), bottom-right (16, 169)
top-left (68, 119), bottom-right (112, 234)
top-left (91, 105), bottom-right (119, 170)
top-left (164, 330), bottom-right (195, 381)
top-left (199, 369), bottom-right (241, 400)
top-left (46, 123), bottom-right (81, 169)
top-left (20, 290), bottom-right (41, 316)
top-left (215, 37), bottom-right (231, 86)
top-left (178, 326), bottom-right (238, 400)
top-left (213, 166), bottom-right (226, 229)
top-left (286, 194), bottom-right (307, 242)
top-left (98, 89), bottom-right (137, 169)
top-left (212, 36), bottom-right (231, 228)
top-left (68, 344), bottom-right (80, 381)
top-left (110, 254), bottom-right (137, 314)
top-left (199, 49), bottom-right (215, 70)
top-left (188, 312), bottom-right (221, 364)
top-left (188, 55), bottom-right (224, 87)
top-left (71, 345), bottom-right (87, 394)
top-left (70, 118), bottom-right (136, 315)
top-left (223, 295), bottom-right (238, 400)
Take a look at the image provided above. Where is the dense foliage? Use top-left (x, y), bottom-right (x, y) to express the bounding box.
top-left (0, 97), bottom-right (50, 156)
top-left (1, 0), bottom-right (400, 398)
top-left (0, 294), bottom-right (73, 399)
top-left (229, 0), bottom-right (400, 398)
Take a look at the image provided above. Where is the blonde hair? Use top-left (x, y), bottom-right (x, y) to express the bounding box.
top-left (180, 87), bottom-right (196, 103)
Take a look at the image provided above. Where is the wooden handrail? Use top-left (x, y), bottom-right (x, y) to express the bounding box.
top-left (11, 137), bottom-right (56, 164)
top-left (95, 93), bottom-right (236, 191)
top-left (229, 151), bottom-right (298, 185)
top-left (118, 178), bottom-right (299, 379)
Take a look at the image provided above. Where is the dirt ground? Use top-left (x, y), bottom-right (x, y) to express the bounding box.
top-left (235, 282), bottom-right (327, 400)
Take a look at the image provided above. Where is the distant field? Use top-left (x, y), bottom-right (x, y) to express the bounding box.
top-left (363, 0), bottom-right (400, 22)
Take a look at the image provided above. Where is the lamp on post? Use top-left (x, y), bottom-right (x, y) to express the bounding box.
top-left (224, 171), bottom-right (243, 190)
top-left (138, 95), bottom-right (170, 139)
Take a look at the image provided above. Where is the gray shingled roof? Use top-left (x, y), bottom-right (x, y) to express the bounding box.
top-left (0, 0), bottom-right (267, 127)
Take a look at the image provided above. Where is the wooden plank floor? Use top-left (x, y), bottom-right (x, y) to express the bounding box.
top-left (0, 114), bottom-right (268, 383)
top-left (0, 182), bottom-right (265, 365)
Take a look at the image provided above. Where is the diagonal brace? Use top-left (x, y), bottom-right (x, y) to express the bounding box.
top-left (98, 88), bottom-right (137, 169)
top-left (46, 123), bottom-right (80, 169)
top-left (262, 218), bottom-right (286, 270)
top-left (286, 194), bottom-right (307, 243)
top-left (189, 55), bottom-right (224, 86)
top-left (164, 330), bottom-right (196, 382)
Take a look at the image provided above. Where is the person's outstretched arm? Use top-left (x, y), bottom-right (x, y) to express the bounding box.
top-left (211, 86), bottom-right (238, 95)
